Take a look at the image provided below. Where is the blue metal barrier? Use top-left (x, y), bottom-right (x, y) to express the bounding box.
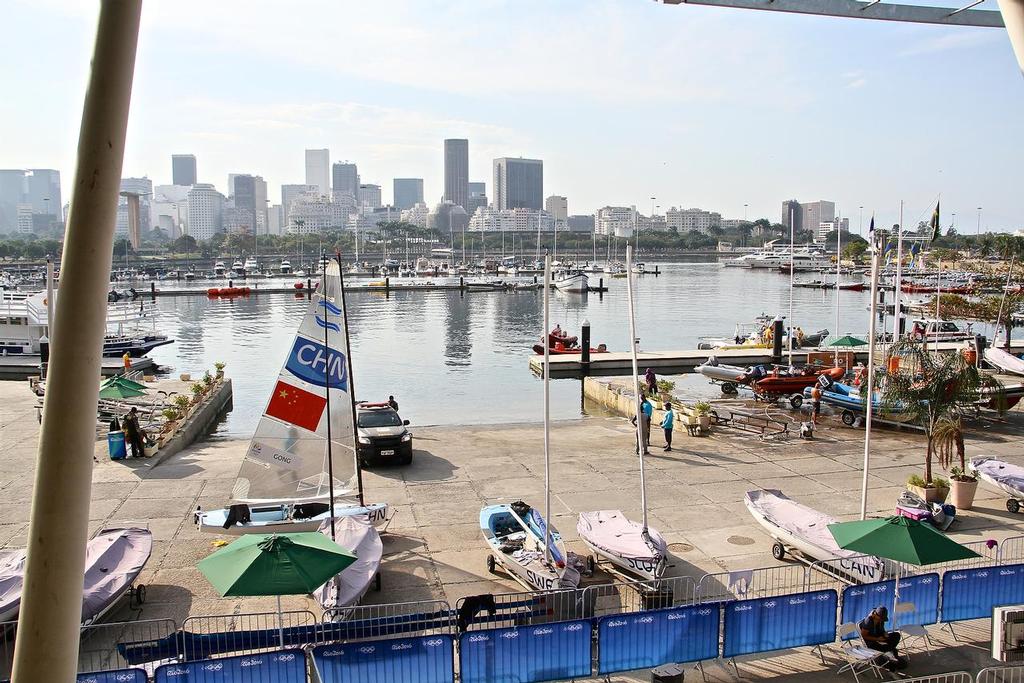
top-left (77, 671), bottom-right (147, 683)
top-left (841, 573), bottom-right (939, 638)
top-left (312, 635), bottom-right (454, 683)
top-left (597, 604), bottom-right (720, 675)
top-left (458, 619), bottom-right (591, 683)
top-left (723, 589), bottom-right (838, 658)
top-left (941, 563), bottom-right (1024, 622)
top-left (154, 649), bottom-right (306, 682)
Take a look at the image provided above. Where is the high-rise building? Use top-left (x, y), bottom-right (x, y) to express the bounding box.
top-left (781, 200), bottom-right (802, 231)
top-left (358, 184), bottom-right (382, 209)
top-left (393, 178), bottom-right (424, 210)
top-left (231, 175), bottom-right (256, 211)
top-left (545, 196), bottom-right (568, 222)
top-left (116, 177), bottom-right (153, 236)
top-left (172, 154), bottom-right (197, 186)
top-left (567, 214), bottom-right (595, 233)
top-left (468, 208), bottom-right (553, 232)
top-left (815, 217), bottom-right (850, 243)
top-left (253, 176), bottom-right (268, 234)
top-left (282, 184), bottom-right (319, 227)
top-left (0, 169), bottom-right (62, 233)
top-left (800, 201), bottom-right (835, 239)
top-left (24, 169), bottom-right (61, 217)
top-left (0, 170), bottom-right (26, 232)
top-left (267, 205), bottom-right (283, 236)
top-left (596, 206), bottom-right (637, 238)
top-left (332, 162), bottom-right (359, 202)
top-left (467, 181), bottom-right (488, 216)
top-left (187, 183), bottom-right (224, 240)
top-left (444, 139), bottom-right (469, 209)
top-left (151, 184), bottom-right (191, 236)
top-left (665, 207), bottom-right (722, 235)
top-left (305, 149), bottom-right (330, 196)
top-left (493, 158), bottom-right (543, 210)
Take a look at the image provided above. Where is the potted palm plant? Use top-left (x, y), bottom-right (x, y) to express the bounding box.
top-left (656, 379), bottom-right (676, 403)
top-left (881, 339), bottom-right (1003, 505)
top-left (214, 361), bottom-right (226, 379)
top-left (932, 416), bottom-right (979, 509)
top-left (693, 401), bottom-right (713, 433)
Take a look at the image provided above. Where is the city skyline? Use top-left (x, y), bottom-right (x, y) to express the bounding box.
top-left (3, 0), bottom-right (1023, 232)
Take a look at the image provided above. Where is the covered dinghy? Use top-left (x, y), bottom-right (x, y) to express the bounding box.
top-left (315, 516), bottom-right (383, 616)
top-left (577, 510), bottom-right (667, 582)
top-left (971, 456), bottom-right (1024, 513)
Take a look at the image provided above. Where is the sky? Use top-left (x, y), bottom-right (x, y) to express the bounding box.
top-left (1, 0), bottom-right (1022, 232)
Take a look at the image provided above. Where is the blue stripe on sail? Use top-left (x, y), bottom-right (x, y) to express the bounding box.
top-left (319, 299), bottom-right (342, 315)
top-left (315, 315), bottom-right (341, 332)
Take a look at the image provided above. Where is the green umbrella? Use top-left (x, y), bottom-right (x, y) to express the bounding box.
top-left (829, 335), bottom-right (869, 347)
top-left (102, 375), bottom-right (146, 392)
top-left (198, 533), bottom-right (357, 646)
top-left (828, 516), bottom-right (979, 623)
top-left (98, 383), bottom-right (146, 400)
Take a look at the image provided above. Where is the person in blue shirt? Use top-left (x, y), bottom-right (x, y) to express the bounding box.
top-left (660, 402), bottom-right (675, 452)
top-left (631, 393), bottom-right (652, 455)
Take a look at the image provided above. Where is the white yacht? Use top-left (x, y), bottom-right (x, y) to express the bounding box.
top-left (243, 256), bottom-right (259, 276)
top-left (279, 259), bottom-right (292, 275)
top-left (230, 259), bottom-right (245, 277)
top-left (213, 261), bottom-right (226, 277)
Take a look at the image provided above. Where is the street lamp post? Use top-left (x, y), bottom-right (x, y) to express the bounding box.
top-left (744, 203), bottom-right (748, 221)
top-left (977, 207), bottom-right (983, 236)
top-left (859, 206), bottom-right (864, 236)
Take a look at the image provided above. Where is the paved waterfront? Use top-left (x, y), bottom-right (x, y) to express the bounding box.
top-left (2, 378), bottom-right (1024, 679)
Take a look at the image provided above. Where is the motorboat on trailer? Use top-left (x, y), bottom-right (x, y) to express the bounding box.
top-left (695, 359), bottom-right (748, 393)
top-left (745, 490), bottom-right (886, 583)
top-left (481, 501), bottom-right (580, 592)
top-left (984, 346), bottom-right (1024, 376)
top-left (0, 526), bottom-right (152, 625)
top-left (971, 456), bottom-right (1024, 514)
top-left (195, 257), bottom-right (390, 535)
top-left (577, 510), bottom-right (667, 582)
top-left (314, 516), bottom-right (384, 616)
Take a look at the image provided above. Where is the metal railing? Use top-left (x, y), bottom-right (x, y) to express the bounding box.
top-left (978, 664), bottom-right (1024, 683)
top-left (696, 563), bottom-right (809, 602)
top-left (181, 610), bottom-right (317, 660)
top-left (0, 617), bottom-right (177, 678)
top-left (999, 536), bottom-right (1024, 565)
top-left (896, 673), bottom-right (973, 683)
top-left (455, 589), bottom-right (587, 631)
top-left (582, 575), bottom-right (698, 618)
top-left (322, 599), bottom-right (454, 639)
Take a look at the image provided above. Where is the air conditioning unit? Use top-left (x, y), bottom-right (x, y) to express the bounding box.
top-left (993, 605), bottom-right (1024, 662)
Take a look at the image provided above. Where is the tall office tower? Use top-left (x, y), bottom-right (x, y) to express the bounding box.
top-left (393, 178), bottom-right (424, 210)
top-left (332, 162), bottom-right (359, 202)
top-left (800, 201), bottom-right (835, 238)
top-left (25, 169), bottom-right (61, 217)
top-left (282, 184), bottom-right (319, 225)
top-left (305, 148), bottom-right (330, 196)
top-left (545, 195), bottom-right (568, 222)
top-left (467, 181), bottom-right (487, 215)
top-left (253, 176), bottom-right (268, 233)
top-left (0, 170), bottom-right (26, 232)
top-left (172, 154), bottom-right (197, 186)
top-left (116, 177), bottom-right (153, 236)
top-left (187, 184), bottom-right (225, 240)
top-left (781, 200), bottom-right (802, 230)
top-left (358, 184), bottom-right (382, 209)
top-left (493, 157), bottom-right (543, 210)
top-left (444, 139), bottom-right (469, 209)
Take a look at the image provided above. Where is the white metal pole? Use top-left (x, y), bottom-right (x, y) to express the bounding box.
top-left (997, 0), bottom-right (1024, 75)
top-left (789, 208), bottom-right (795, 364)
top-left (12, 3), bottom-right (142, 681)
top-left (860, 234), bottom-right (881, 520)
top-left (836, 214), bottom-right (842, 365)
top-left (625, 245), bottom-right (648, 532)
top-left (542, 253), bottom-right (552, 564)
top-left (892, 201), bottom-right (905, 343)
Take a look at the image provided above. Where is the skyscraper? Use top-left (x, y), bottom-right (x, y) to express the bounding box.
top-left (781, 199), bottom-right (802, 231)
top-left (305, 149), bottom-right (330, 196)
top-left (800, 201), bottom-right (835, 239)
top-left (282, 184), bottom-right (318, 225)
top-left (545, 195), bottom-right (568, 222)
top-left (358, 184), bottom-right (382, 209)
top-left (172, 154), bottom-right (197, 186)
top-left (393, 178), bottom-right (424, 210)
top-left (25, 169), bottom-right (61, 217)
top-left (444, 139), bottom-right (469, 209)
top-left (493, 158), bottom-right (543, 210)
top-left (467, 182), bottom-right (487, 216)
top-left (332, 162), bottom-right (359, 202)
top-left (187, 183), bottom-right (224, 240)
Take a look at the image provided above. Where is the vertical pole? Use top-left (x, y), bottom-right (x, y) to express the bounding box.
top-left (12, 3), bottom-right (142, 682)
top-left (860, 234), bottom-right (881, 521)
top-left (788, 208), bottom-right (795, 364)
top-left (542, 253), bottom-right (552, 565)
top-left (581, 320), bottom-right (591, 369)
top-left (625, 245), bottom-right (648, 533)
top-left (835, 215), bottom-right (842, 366)
top-left (322, 253), bottom-right (336, 539)
top-left (892, 201), bottom-right (905, 344)
top-left (999, 0), bottom-right (1024, 70)
top-left (336, 254), bottom-right (364, 508)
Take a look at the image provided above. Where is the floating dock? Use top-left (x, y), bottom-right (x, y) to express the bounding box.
top-left (0, 355), bottom-right (155, 380)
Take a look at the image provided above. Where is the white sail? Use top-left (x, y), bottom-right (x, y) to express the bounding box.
top-left (231, 258), bottom-right (358, 505)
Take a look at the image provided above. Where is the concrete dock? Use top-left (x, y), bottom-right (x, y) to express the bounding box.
top-left (2, 378), bottom-right (1024, 679)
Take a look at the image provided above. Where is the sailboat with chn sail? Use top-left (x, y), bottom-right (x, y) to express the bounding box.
top-left (195, 255), bottom-right (389, 534)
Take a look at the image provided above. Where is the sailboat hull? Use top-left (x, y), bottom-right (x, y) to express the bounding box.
top-left (480, 503), bottom-right (579, 592)
top-left (577, 510), bottom-right (667, 583)
top-left (196, 502), bottom-right (390, 535)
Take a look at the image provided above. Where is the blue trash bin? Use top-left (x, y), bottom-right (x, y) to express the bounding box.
top-left (108, 430), bottom-right (127, 460)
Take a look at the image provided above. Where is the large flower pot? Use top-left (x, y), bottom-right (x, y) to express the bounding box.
top-left (949, 479), bottom-right (978, 510)
top-left (698, 415), bottom-right (712, 433)
top-left (908, 484), bottom-right (949, 504)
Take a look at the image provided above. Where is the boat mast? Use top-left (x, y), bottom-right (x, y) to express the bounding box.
top-left (892, 200), bottom-right (905, 343)
top-left (860, 224), bottom-right (881, 520)
top-left (625, 245), bottom-right (649, 533)
top-left (336, 251), bottom-right (365, 510)
top-left (542, 253), bottom-right (552, 564)
top-left (321, 252), bottom-right (337, 539)
top-left (835, 209), bottom-right (842, 365)
top-left (788, 207), bottom-right (795, 365)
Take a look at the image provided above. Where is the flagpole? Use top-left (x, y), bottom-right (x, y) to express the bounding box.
top-left (626, 245), bottom-right (648, 534)
top-left (542, 252), bottom-right (552, 566)
top-left (892, 201), bottom-right (905, 345)
top-left (861, 225), bottom-right (881, 520)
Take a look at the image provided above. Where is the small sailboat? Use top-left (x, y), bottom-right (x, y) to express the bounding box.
top-left (983, 346), bottom-right (1024, 376)
top-left (971, 456), bottom-right (1024, 513)
top-left (196, 256), bottom-right (389, 534)
top-left (578, 245), bottom-right (668, 584)
top-left (481, 254), bottom-right (580, 592)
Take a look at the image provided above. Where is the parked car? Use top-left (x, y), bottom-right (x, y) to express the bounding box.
top-left (356, 402), bottom-right (412, 466)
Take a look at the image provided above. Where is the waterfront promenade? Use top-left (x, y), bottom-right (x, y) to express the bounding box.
top-left (2, 379), bottom-right (1024, 679)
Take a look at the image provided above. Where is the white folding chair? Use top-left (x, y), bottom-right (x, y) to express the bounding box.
top-left (836, 622), bottom-right (889, 681)
top-left (894, 601), bottom-right (932, 656)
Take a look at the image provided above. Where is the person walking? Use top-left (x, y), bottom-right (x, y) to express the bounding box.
top-left (122, 352), bottom-right (132, 373)
top-left (644, 368), bottom-right (657, 396)
top-left (641, 394), bottom-right (653, 450)
top-left (123, 407), bottom-right (146, 458)
top-left (660, 402), bottom-right (675, 452)
top-left (631, 393), bottom-right (651, 455)
top-left (810, 383), bottom-right (822, 425)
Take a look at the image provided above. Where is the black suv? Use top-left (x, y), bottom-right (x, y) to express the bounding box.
top-left (356, 404), bottom-right (412, 466)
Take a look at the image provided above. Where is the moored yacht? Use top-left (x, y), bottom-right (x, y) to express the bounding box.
top-left (213, 261), bottom-right (226, 277)
top-left (279, 259), bottom-right (292, 275)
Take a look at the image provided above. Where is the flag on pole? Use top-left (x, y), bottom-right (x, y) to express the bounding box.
top-left (930, 201), bottom-right (941, 240)
top-left (868, 216), bottom-right (875, 235)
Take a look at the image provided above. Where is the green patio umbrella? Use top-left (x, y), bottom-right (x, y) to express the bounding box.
top-left (198, 532), bottom-right (357, 646)
top-left (828, 516), bottom-right (979, 621)
top-left (101, 375), bottom-right (146, 392)
top-left (829, 335), bottom-right (868, 347)
top-left (98, 383), bottom-right (145, 400)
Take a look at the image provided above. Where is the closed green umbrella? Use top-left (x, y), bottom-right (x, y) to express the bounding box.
top-left (98, 383), bottom-right (145, 400)
top-left (198, 533), bottom-right (357, 646)
top-left (101, 375), bottom-right (147, 392)
top-left (829, 335), bottom-right (869, 348)
top-left (828, 516), bottom-right (979, 622)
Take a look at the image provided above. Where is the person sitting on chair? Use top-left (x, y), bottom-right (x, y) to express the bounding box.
top-left (860, 606), bottom-right (906, 669)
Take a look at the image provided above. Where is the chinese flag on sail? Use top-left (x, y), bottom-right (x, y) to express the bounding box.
top-left (265, 380), bottom-right (327, 432)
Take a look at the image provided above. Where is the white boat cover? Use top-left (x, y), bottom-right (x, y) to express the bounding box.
top-left (0, 527), bottom-right (152, 625)
top-left (971, 457), bottom-right (1024, 495)
top-left (577, 510), bottom-right (667, 561)
top-left (314, 516), bottom-right (383, 612)
top-left (695, 362), bottom-right (747, 383)
top-left (984, 347), bottom-right (1024, 377)
top-left (745, 489), bottom-right (860, 560)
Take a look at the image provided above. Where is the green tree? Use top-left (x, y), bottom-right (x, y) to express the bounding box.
top-left (842, 241), bottom-right (868, 262)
